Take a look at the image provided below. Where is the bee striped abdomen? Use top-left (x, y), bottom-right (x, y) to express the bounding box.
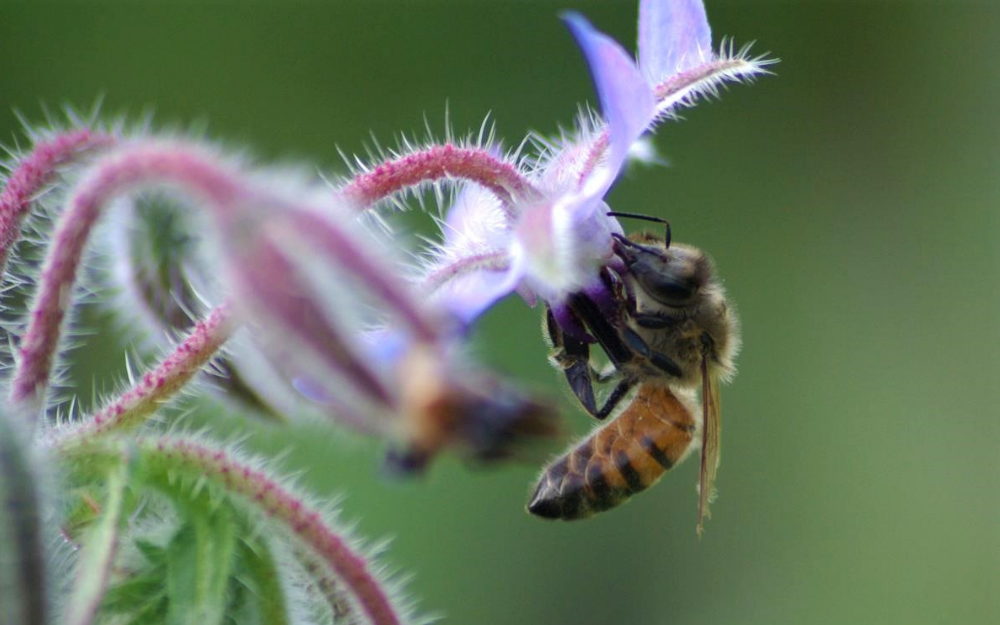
top-left (527, 384), bottom-right (696, 520)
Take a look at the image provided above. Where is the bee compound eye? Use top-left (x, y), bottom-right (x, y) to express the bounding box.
top-left (644, 273), bottom-right (696, 305)
top-left (630, 256), bottom-right (696, 305)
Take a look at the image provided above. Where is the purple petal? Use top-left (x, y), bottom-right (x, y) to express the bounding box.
top-left (513, 195), bottom-right (618, 304)
top-left (564, 12), bottom-right (655, 186)
top-left (638, 0), bottom-right (713, 84)
top-left (431, 254), bottom-right (523, 326)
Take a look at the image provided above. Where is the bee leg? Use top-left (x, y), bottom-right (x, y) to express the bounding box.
top-left (621, 327), bottom-right (683, 378)
top-left (568, 293), bottom-right (634, 367)
top-left (633, 314), bottom-right (675, 329)
top-left (700, 332), bottom-right (716, 358)
top-left (546, 308), bottom-right (599, 416)
top-left (595, 378), bottom-right (634, 420)
top-left (564, 357), bottom-right (598, 417)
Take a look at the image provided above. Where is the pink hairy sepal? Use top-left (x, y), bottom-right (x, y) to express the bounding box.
top-left (0, 129), bottom-right (114, 274)
top-left (341, 143), bottom-right (538, 211)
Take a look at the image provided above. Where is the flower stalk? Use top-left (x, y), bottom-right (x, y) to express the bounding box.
top-left (340, 143), bottom-right (538, 212)
top-left (0, 129), bottom-right (113, 275)
top-left (55, 303), bottom-right (235, 447)
top-left (9, 142), bottom-right (244, 416)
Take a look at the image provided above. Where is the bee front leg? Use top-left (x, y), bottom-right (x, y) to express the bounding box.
top-left (546, 308), bottom-right (628, 421)
top-left (633, 313), bottom-right (675, 329)
top-left (567, 293), bottom-right (634, 367)
top-left (546, 308), bottom-right (598, 416)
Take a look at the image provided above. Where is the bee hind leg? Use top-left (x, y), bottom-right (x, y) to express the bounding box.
top-left (595, 378), bottom-right (634, 420)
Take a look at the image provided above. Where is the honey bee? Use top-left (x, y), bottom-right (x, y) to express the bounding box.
top-left (527, 213), bottom-right (739, 533)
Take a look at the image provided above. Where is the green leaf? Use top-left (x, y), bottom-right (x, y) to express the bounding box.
top-left (63, 463), bottom-right (129, 625)
top-left (100, 535), bottom-right (168, 624)
top-left (234, 536), bottom-right (291, 625)
top-left (164, 502), bottom-right (237, 625)
top-left (61, 488), bottom-right (102, 543)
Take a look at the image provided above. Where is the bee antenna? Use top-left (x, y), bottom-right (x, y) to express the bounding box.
top-left (607, 212), bottom-right (671, 248)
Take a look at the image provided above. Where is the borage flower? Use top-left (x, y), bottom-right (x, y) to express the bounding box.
top-left (420, 0), bottom-right (772, 329)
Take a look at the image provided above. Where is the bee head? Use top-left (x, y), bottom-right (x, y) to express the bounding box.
top-left (612, 233), bottom-right (710, 307)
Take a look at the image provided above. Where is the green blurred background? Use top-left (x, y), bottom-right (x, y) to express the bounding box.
top-left (2, 1), bottom-right (997, 624)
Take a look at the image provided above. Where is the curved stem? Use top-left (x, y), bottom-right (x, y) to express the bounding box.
top-left (54, 303), bottom-right (236, 448)
top-left (0, 129), bottom-right (114, 278)
top-left (341, 143), bottom-right (539, 214)
top-left (9, 143), bottom-right (244, 417)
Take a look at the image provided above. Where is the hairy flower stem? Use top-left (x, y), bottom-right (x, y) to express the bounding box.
top-left (341, 143), bottom-right (539, 213)
top-left (577, 55), bottom-right (766, 186)
top-left (54, 304), bottom-right (235, 447)
top-left (0, 129), bottom-right (114, 277)
top-left (9, 144), bottom-right (244, 417)
top-left (126, 437), bottom-right (403, 625)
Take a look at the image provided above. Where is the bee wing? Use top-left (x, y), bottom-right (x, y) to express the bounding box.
top-left (697, 354), bottom-right (722, 536)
